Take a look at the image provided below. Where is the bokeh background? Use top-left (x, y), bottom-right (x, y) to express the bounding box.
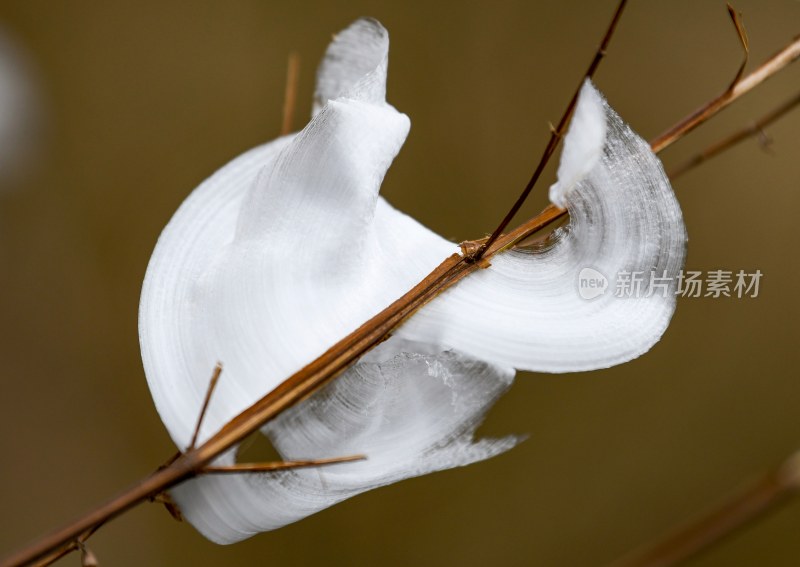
top-left (0, 1), bottom-right (798, 565)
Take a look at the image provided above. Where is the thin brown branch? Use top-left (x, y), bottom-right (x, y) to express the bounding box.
top-left (281, 52), bottom-right (300, 136)
top-left (725, 3), bottom-right (750, 89)
top-left (188, 363), bottom-right (223, 451)
top-left (4, 25), bottom-right (800, 567)
top-left (650, 34), bottom-right (800, 154)
top-left (0, 225), bottom-right (517, 567)
top-left (669, 91), bottom-right (800, 178)
top-left (609, 450), bottom-right (800, 567)
top-left (29, 545), bottom-right (76, 567)
top-left (474, 0), bottom-right (628, 261)
top-left (31, 524), bottom-right (102, 567)
top-left (202, 454), bottom-right (366, 475)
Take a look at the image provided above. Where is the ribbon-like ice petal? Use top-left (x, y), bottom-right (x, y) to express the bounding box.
top-left (139, 18), bottom-right (686, 544)
top-left (140, 18), bottom-right (512, 542)
top-left (399, 81), bottom-right (687, 371)
top-left (172, 340), bottom-right (517, 543)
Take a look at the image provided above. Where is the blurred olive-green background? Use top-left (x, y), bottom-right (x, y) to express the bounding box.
top-left (1, 1), bottom-right (799, 565)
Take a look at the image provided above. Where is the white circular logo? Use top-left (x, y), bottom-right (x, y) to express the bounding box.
top-left (577, 267), bottom-right (608, 300)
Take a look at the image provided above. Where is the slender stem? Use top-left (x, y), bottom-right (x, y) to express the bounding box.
top-left (31, 524), bottom-right (102, 567)
top-left (473, 0), bottom-right (628, 261)
top-left (724, 3), bottom-right (750, 90)
top-left (650, 35), bottom-right (800, 154)
top-left (280, 52), bottom-right (300, 136)
top-left (3, 26), bottom-right (800, 567)
top-left (30, 544), bottom-right (77, 567)
top-left (202, 455), bottom-right (366, 475)
top-left (609, 451), bottom-right (800, 567)
top-left (188, 363), bottom-right (223, 451)
top-left (669, 91), bottom-right (800, 178)
top-left (0, 206), bottom-right (563, 567)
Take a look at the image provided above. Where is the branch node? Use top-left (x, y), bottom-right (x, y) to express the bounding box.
top-left (148, 491), bottom-right (184, 522)
top-left (76, 541), bottom-right (98, 567)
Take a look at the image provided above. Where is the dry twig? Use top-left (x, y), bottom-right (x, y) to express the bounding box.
top-left (669, 91), bottom-right (800, 178)
top-left (609, 451), bottom-right (800, 567)
top-left (474, 0), bottom-right (628, 260)
top-left (281, 52), bottom-right (300, 136)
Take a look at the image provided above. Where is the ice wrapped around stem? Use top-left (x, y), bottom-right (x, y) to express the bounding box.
top-left (139, 18), bottom-right (686, 544)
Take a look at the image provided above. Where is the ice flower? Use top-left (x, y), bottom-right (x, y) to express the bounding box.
top-left (139, 18), bottom-right (686, 543)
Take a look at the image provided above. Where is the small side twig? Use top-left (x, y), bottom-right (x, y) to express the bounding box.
top-left (725, 3), bottom-right (750, 90)
top-left (650, 34), bottom-right (800, 153)
top-left (188, 363), bottom-right (223, 451)
top-left (668, 91), bottom-right (800, 178)
top-left (202, 454), bottom-right (366, 474)
top-left (281, 52), bottom-right (300, 136)
top-left (609, 450), bottom-right (800, 567)
top-left (30, 524), bottom-right (103, 567)
top-left (473, 0), bottom-right (628, 260)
